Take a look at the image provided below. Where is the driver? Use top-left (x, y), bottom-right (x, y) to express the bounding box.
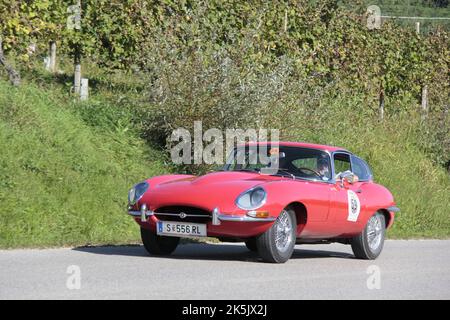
top-left (317, 157), bottom-right (331, 180)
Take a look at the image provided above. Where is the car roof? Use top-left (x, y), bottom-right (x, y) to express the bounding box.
top-left (241, 141), bottom-right (350, 153)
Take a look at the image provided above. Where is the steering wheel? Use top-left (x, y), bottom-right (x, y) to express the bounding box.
top-left (297, 167), bottom-right (321, 178)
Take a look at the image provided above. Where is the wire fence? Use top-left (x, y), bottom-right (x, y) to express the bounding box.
top-left (381, 14), bottom-right (450, 33)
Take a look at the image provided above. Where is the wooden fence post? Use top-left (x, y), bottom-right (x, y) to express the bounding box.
top-left (72, 0), bottom-right (82, 96)
top-left (421, 85), bottom-right (428, 119)
top-left (284, 9), bottom-right (288, 32)
top-left (379, 88), bottom-right (385, 120)
top-left (49, 41), bottom-right (57, 73)
top-left (74, 51), bottom-right (81, 95)
top-left (80, 78), bottom-right (89, 100)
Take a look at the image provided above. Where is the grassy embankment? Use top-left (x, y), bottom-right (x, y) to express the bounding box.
top-left (0, 75), bottom-right (168, 248)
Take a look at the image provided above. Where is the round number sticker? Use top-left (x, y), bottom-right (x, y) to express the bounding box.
top-left (347, 190), bottom-right (361, 222)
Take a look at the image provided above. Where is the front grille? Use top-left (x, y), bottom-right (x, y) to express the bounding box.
top-left (154, 206), bottom-right (211, 223)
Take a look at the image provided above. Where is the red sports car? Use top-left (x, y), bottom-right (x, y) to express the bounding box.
top-left (127, 142), bottom-right (399, 263)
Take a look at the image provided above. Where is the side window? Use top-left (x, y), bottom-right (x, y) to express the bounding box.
top-left (351, 156), bottom-right (373, 181)
top-left (291, 158), bottom-right (317, 170)
top-left (334, 153), bottom-right (351, 175)
top-left (291, 155), bottom-right (332, 181)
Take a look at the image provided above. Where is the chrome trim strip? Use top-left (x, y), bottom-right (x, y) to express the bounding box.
top-left (128, 211), bottom-right (142, 216)
top-left (128, 208), bottom-right (154, 218)
top-left (218, 214), bottom-right (276, 222)
top-left (154, 212), bottom-right (209, 218)
top-left (212, 207), bottom-right (221, 225)
top-left (128, 207), bottom-right (276, 222)
top-left (140, 204), bottom-right (147, 222)
top-left (387, 206), bottom-right (400, 212)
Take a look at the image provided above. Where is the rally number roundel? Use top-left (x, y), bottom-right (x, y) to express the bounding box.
top-left (347, 190), bottom-right (361, 222)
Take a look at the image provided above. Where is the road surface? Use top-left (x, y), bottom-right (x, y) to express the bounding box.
top-left (0, 240), bottom-right (449, 299)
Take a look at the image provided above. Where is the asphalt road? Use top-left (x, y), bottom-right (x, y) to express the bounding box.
top-left (0, 240), bottom-right (449, 300)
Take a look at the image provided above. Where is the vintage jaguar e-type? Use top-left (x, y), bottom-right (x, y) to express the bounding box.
top-left (127, 142), bottom-right (399, 263)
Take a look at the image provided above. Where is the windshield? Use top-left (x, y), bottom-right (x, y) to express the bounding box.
top-left (223, 145), bottom-right (332, 181)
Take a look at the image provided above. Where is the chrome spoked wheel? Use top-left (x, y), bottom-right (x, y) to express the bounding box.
top-left (275, 210), bottom-right (294, 253)
top-left (367, 214), bottom-right (383, 251)
top-left (256, 208), bottom-right (297, 263)
top-left (351, 212), bottom-right (386, 260)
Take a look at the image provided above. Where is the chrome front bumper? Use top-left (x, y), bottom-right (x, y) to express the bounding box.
top-left (127, 206), bottom-right (276, 225)
top-left (387, 206), bottom-right (400, 213)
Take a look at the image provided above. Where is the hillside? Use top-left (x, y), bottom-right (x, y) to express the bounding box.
top-left (0, 80), bottom-right (168, 247)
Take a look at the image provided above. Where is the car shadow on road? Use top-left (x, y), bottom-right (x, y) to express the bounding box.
top-left (72, 243), bottom-right (354, 262)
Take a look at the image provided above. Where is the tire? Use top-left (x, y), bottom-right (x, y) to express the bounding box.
top-left (256, 208), bottom-right (297, 263)
top-left (351, 212), bottom-right (386, 260)
top-left (140, 227), bottom-right (180, 256)
top-left (244, 238), bottom-right (257, 252)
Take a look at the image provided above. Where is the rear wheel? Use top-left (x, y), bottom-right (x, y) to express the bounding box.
top-left (140, 227), bottom-right (179, 256)
top-left (351, 212), bottom-right (385, 260)
top-left (256, 208), bottom-right (297, 263)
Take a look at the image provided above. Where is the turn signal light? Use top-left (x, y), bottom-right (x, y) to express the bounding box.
top-left (247, 211), bottom-right (270, 218)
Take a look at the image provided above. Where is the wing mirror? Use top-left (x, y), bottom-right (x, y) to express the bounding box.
top-left (336, 170), bottom-right (359, 188)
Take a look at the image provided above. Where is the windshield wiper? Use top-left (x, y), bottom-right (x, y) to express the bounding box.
top-left (233, 168), bottom-right (261, 173)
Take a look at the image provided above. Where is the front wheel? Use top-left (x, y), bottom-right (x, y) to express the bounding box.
top-left (140, 227), bottom-right (180, 256)
top-left (256, 208), bottom-right (297, 263)
top-left (351, 212), bottom-right (386, 260)
top-left (244, 238), bottom-right (257, 252)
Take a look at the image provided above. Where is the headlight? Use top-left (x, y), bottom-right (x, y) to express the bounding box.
top-left (236, 187), bottom-right (267, 210)
top-left (128, 182), bottom-right (149, 205)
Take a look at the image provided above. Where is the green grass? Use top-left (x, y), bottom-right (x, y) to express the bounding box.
top-left (363, 125), bottom-right (449, 239)
top-left (0, 79), bottom-right (168, 248)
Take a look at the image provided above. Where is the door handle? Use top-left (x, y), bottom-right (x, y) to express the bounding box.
top-left (355, 189), bottom-right (362, 193)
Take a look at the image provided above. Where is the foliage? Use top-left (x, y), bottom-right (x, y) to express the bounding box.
top-left (133, 1), bottom-right (448, 167)
top-left (1, 1), bottom-right (448, 95)
top-left (0, 0), bottom-right (67, 59)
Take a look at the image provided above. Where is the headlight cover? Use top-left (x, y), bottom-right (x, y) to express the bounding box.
top-left (236, 187), bottom-right (267, 210)
top-left (128, 182), bottom-right (149, 205)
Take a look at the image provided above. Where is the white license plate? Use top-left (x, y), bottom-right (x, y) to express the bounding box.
top-left (156, 221), bottom-right (207, 237)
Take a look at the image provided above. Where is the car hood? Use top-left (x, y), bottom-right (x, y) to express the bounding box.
top-left (142, 171), bottom-right (283, 211)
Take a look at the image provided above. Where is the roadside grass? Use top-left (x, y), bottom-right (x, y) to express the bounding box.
top-left (0, 79), bottom-right (168, 248)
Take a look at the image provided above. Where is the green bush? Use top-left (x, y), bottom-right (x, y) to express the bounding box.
top-left (131, 1), bottom-right (449, 171)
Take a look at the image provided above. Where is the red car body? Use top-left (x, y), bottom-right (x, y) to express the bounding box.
top-left (128, 142), bottom-right (399, 262)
